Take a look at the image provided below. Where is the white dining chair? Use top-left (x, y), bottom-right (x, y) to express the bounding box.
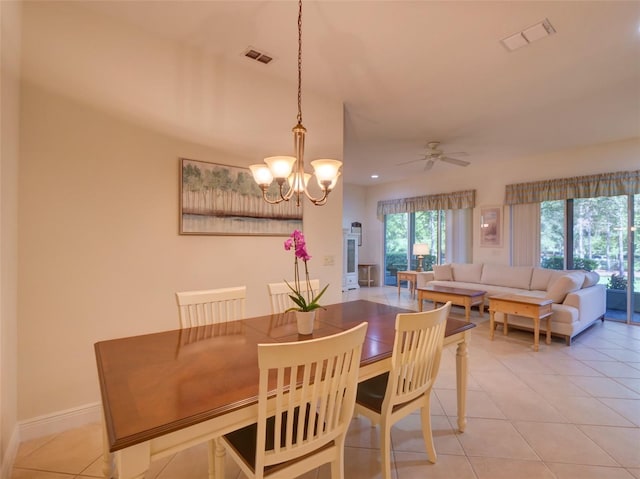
top-left (175, 286), bottom-right (246, 328)
top-left (267, 280), bottom-right (320, 314)
top-left (175, 285), bottom-right (247, 479)
top-left (354, 301), bottom-right (451, 479)
top-left (217, 322), bottom-right (368, 479)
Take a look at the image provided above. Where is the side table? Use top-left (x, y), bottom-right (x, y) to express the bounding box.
top-left (397, 271), bottom-right (418, 297)
top-left (358, 263), bottom-right (377, 287)
top-left (489, 294), bottom-right (553, 352)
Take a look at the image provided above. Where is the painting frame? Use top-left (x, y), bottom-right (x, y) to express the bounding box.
top-left (179, 158), bottom-right (303, 236)
top-left (479, 205), bottom-right (502, 248)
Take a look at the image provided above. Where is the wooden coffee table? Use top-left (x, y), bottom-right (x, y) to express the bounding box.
top-left (489, 294), bottom-right (553, 352)
top-left (418, 285), bottom-right (486, 322)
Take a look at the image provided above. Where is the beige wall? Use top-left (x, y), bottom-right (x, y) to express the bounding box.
top-left (1, 0), bottom-right (21, 470)
top-left (17, 82), bottom-right (343, 421)
top-left (358, 138), bottom-right (640, 282)
top-left (17, 1), bottom-right (344, 423)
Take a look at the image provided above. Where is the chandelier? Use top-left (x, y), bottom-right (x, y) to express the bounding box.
top-left (249, 0), bottom-right (342, 207)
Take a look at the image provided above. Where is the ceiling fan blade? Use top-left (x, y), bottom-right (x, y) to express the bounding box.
top-left (440, 156), bottom-right (470, 167)
top-left (424, 159), bottom-right (435, 171)
top-left (445, 151), bottom-right (469, 157)
top-left (397, 157), bottom-right (426, 166)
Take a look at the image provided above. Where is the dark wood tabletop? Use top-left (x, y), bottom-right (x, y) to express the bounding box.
top-left (95, 300), bottom-right (475, 452)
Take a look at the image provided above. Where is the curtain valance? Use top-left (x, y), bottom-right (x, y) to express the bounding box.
top-left (376, 189), bottom-right (475, 220)
top-left (505, 170), bottom-right (640, 205)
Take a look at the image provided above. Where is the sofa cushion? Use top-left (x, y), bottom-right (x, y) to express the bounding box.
top-left (481, 264), bottom-right (533, 289)
top-left (531, 268), bottom-right (555, 291)
top-left (582, 271), bottom-right (600, 288)
top-left (545, 273), bottom-right (583, 303)
top-left (451, 263), bottom-right (483, 283)
top-left (433, 264), bottom-right (453, 281)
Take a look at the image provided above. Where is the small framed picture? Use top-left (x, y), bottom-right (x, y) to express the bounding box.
top-left (480, 205), bottom-right (502, 247)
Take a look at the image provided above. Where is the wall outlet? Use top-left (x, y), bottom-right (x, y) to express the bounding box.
top-left (323, 255), bottom-right (335, 266)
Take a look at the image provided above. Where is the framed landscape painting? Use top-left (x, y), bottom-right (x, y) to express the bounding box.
top-left (179, 158), bottom-right (302, 236)
top-left (479, 205), bottom-right (502, 247)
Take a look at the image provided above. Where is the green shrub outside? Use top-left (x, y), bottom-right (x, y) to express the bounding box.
top-left (386, 253), bottom-right (436, 273)
top-left (608, 273), bottom-right (627, 290)
top-left (540, 256), bottom-right (597, 272)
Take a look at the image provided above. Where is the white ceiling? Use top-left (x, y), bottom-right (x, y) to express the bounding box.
top-left (27, 1), bottom-right (640, 185)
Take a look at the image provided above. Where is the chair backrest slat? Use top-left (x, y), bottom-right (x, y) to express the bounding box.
top-left (175, 286), bottom-right (246, 328)
top-left (267, 280), bottom-right (320, 314)
top-left (254, 322), bottom-right (367, 472)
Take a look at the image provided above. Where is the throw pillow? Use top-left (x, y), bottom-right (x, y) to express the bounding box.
top-left (433, 264), bottom-right (453, 281)
top-left (544, 273), bottom-right (582, 303)
top-left (582, 271), bottom-right (600, 288)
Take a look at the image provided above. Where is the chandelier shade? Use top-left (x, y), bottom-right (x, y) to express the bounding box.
top-left (249, 0), bottom-right (341, 207)
top-left (264, 156), bottom-right (296, 180)
top-left (248, 164), bottom-right (273, 186)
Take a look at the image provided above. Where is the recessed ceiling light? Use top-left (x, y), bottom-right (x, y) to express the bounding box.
top-left (371, 174), bottom-right (379, 179)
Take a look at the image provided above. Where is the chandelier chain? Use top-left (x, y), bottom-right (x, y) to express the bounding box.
top-left (297, 0), bottom-right (303, 125)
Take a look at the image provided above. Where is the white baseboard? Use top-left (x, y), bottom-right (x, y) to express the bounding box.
top-left (1, 425), bottom-right (20, 479)
top-left (19, 402), bottom-right (102, 442)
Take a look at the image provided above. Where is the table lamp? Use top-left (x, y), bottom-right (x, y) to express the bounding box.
top-left (412, 243), bottom-right (430, 272)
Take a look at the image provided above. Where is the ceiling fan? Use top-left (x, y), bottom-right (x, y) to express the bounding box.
top-left (399, 141), bottom-right (470, 171)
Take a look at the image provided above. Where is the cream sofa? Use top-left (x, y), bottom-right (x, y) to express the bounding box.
top-left (416, 263), bottom-right (606, 345)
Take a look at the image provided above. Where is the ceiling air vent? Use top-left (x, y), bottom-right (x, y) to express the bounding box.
top-left (501, 18), bottom-right (556, 52)
top-left (244, 47), bottom-right (273, 65)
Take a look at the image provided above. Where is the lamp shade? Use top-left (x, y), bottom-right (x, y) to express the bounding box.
top-left (264, 156), bottom-right (296, 179)
top-left (249, 164), bottom-right (274, 186)
top-left (311, 159), bottom-right (342, 183)
top-left (287, 172), bottom-right (311, 192)
top-left (412, 243), bottom-right (430, 256)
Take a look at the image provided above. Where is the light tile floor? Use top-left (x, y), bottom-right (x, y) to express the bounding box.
top-left (12, 286), bottom-right (640, 479)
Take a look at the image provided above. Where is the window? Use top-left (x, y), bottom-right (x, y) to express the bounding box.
top-left (383, 210), bottom-right (449, 286)
top-left (384, 213), bottom-right (409, 286)
top-left (540, 195), bottom-right (638, 323)
top-left (378, 189), bottom-right (475, 285)
top-left (507, 169), bottom-right (639, 324)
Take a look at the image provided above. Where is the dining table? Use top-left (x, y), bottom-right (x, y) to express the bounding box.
top-left (95, 299), bottom-right (475, 479)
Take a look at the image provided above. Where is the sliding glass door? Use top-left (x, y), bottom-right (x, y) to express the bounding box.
top-left (540, 194), bottom-right (638, 324)
top-left (415, 210), bottom-right (445, 268)
top-left (383, 210), bottom-right (447, 286)
top-left (384, 213), bottom-right (409, 286)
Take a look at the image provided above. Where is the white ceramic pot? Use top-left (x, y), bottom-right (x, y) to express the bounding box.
top-left (295, 310), bottom-right (316, 335)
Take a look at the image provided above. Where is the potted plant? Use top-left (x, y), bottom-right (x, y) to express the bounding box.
top-left (284, 230), bottom-right (328, 334)
top-left (606, 273), bottom-right (627, 311)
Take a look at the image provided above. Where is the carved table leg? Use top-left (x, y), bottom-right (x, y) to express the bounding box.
top-left (455, 334), bottom-right (469, 432)
top-left (212, 437), bottom-right (226, 479)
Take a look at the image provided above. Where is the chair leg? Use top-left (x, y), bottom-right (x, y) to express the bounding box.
top-left (330, 447), bottom-right (345, 479)
top-left (420, 396), bottom-right (437, 464)
top-left (380, 420), bottom-right (393, 479)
